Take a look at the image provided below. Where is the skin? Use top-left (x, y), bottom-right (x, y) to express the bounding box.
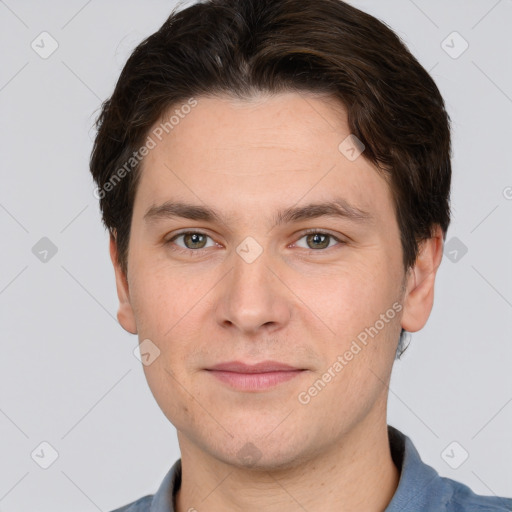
top-left (109, 91), bottom-right (444, 512)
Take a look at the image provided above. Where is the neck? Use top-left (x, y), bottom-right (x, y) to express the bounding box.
top-left (175, 416), bottom-right (400, 512)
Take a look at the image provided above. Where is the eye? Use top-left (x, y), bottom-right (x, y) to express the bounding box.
top-left (293, 230), bottom-right (345, 251)
top-left (167, 231), bottom-right (217, 251)
top-left (165, 229), bottom-right (346, 255)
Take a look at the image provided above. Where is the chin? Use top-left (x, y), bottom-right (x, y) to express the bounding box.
top-left (203, 431), bottom-right (316, 473)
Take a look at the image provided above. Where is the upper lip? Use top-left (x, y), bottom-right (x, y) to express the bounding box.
top-left (207, 361), bottom-right (303, 373)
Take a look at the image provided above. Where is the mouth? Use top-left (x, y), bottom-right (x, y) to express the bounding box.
top-left (205, 361), bottom-right (307, 392)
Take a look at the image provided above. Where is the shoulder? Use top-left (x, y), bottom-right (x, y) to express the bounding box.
top-left (437, 475), bottom-right (512, 511)
top-left (386, 426), bottom-right (512, 511)
top-left (107, 459), bottom-right (181, 512)
top-left (108, 494), bottom-right (154, 512)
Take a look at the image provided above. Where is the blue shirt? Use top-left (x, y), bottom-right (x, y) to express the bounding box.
top-left (111, 426), bottom-right (512, 511)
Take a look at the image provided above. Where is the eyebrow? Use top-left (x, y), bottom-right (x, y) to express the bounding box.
top-left (143, 197), bottom-right (374, 228)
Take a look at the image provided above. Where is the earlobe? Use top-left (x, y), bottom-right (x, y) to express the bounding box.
top-left (400, 225), bottom-right (444, 333)
top-left (109, 232), bottom-right (138, 335)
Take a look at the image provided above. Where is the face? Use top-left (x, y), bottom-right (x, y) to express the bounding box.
top-left (111, 92), bottom-right (435, 470)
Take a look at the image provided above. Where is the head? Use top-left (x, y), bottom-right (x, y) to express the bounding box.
top-left (90, 0), bottom-right (450, 469)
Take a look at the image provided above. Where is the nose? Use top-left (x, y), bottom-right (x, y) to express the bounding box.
top-left (214, 242), bottom-right (292, 336)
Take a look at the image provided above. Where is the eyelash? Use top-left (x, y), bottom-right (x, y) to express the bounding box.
top-left (165, 229), bottom-right (346, 256)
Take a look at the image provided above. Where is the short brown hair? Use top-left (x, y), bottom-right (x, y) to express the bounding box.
top-left (90, 0), bottom-right (452, 354)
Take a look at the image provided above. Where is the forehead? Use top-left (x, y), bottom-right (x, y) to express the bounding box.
top-left (133, 92), bottom-right (394, 226)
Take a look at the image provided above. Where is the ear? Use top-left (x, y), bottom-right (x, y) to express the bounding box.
top-left (109, 232), bottom-right (137, 334)
top-left (401, 225), bottom-right (444, 333)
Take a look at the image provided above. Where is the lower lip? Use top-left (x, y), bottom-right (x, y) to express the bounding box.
top-left (207, 370), bottom-right (305, 391)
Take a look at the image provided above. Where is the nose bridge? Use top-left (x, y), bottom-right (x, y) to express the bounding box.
top-left (232, 238), bottom-right (272, 296)
top-left (215, 236), bottom-right (290, 333)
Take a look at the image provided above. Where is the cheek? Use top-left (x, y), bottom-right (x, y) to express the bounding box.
top-left (129, 262), bottom-right (194, 336)
top-left (141, 358), bottom-right (197, 432)
top-left (303, 264), bottom-right (403, 396)
top-left (295, 260), bottom-right (397, 340)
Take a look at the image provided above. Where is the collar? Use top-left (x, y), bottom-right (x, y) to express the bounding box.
top-left (385, 425), bottom-right (441, 511)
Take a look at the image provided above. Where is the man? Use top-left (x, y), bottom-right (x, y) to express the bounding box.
top-left (90, 0), bottom-right (512, 510)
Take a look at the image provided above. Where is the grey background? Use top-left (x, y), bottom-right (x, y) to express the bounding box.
top-left (1, 0), bottom-right (511, 510)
